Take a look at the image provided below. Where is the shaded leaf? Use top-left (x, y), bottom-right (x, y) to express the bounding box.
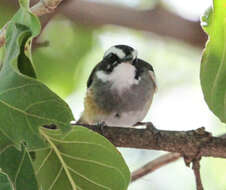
top-left (33, 127), bottom-right (130, 190)
top-left (0, 145), bottom-right (38, 190)
top-left (0, 1), bottom-right (74, 149)
top-left (200, 0), bottom-right (226, 122)
top-left (0, 173), bottom-right (12, 190)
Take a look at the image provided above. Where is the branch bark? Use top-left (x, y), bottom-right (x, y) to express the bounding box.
top-left (60, 0), bottom-right (207, 47)
top-left (192, 160), bottom-right (204, 190)
top-left (0, 0), bottom-right (207, 48)
top-left (30, 0), bottom-right (63, 16)
top-left (131, 152), bottom-right (181, 182)
top-left (76, 123), bottom-right (226, 160)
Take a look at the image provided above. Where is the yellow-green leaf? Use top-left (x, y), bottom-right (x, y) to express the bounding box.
top-left (200, 0), bottom-right (226, 123)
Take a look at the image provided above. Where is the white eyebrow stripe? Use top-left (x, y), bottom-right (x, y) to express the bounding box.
top-left (104, 46), bottom-right (125, 59)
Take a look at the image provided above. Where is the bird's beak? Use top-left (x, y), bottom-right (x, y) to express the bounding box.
top-left (121, 55), bottom-right (134, 62)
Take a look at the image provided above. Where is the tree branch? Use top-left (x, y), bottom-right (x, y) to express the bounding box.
top-left (192, 160), bottom-right (204, 190)
top-left (0, 0), bottom-right (207, 48)
top-left (131, 152), bottom-right (181, 182)
top-left (0, 0), bottom-right (64, 48)
top-left (60, 0), bottom-right (207, 47)
top-left (30, 0), bottom-right (63, 16)
top-left (76, 123), bottom-right (226, 160)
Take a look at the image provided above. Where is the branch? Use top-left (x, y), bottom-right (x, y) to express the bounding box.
top-left (0, 0), bottom-right (64, 48)
top-left (30, 0), bottom-right (63, 16)
top-left (131, 153), bottom-right (181, 182)
top-left (1, 0), bottom-right (207, 48)
top-left (192, 160), bottom-right (204, 190)
top-left (60, 0), bottom-right (207, 47)
top-left (76, 123), bottom-right (226, 159)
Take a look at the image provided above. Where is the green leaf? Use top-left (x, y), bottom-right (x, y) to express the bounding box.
top-left (33, 127), bottom-right (130, 190)
top-left (0, 3), bottom-right (74, 149)
top-left (0, 145), bottom-right (38, 190)
top-left (19, 0), bottom-right (30, 10)
top-left (0, 173), bottom-right (13, 190)
top-left (200, 0), bottom-right (226, 123)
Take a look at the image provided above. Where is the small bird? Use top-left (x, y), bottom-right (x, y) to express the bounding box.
top-left (78, 45), bottom-right (157, 127)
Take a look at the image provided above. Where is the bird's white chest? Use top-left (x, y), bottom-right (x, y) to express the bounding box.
top-left (96, 63), bottom-right (138, 93)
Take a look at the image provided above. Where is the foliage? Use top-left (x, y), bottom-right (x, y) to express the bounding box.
top-left (0, 0), bottom-right (130, 190)
top-left (33, 19), bottom-right (94, 97)
top-left (200, 0), bottom-right (226, 123)
top-left (34, 127), bottom-right (130, 190)
top-left (0, 145), bottom-right (38, 190)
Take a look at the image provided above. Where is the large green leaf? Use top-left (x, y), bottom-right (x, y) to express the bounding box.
top-left (200, 0), bottom-right (226, 123)
top-left (0, 145), bottom-right (38, 190)
top-left (33, 127), bottom-right (130, 190)
top-left (0, 0), bottom-right (74, 149)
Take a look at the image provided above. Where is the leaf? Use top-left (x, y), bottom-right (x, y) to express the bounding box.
top-left (200, 0), bottom-right (226, 123)
top-left (0, 1), bottom-right (74, 149)
top-left (33, 127), bottom-right (130, 190)
top-left (0, 173), bottom-right (13, 190)
top-left (0, 145), bottom-right (38, 190)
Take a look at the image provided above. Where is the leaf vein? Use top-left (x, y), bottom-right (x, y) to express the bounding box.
top-left (35, 149), bottom-right (53, 175)
top-left (48, 166), bottom-right (63, 190)
top-left (67, 167), bottom-right (111, 190)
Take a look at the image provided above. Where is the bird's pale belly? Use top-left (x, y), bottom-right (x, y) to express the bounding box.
top-left (80, 72), bottom-right (155, 127)
top-left (98, 101), bottom-right (151, 127)
top-left (88, 84), bottom-right (154, 126)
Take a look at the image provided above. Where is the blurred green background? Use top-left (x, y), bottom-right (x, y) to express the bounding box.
top-left (1, 0), bottom-right (225, 189)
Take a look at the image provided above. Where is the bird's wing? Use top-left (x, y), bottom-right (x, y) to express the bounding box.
top-left (136, 58), bottom-right (157, 91)
top-left (87, 63), bottom-right (100, 88)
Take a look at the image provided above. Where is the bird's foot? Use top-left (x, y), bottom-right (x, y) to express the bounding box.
top-left (134, 121), bottom-right (156, 129)
top-left (96, 121), bottom-right (107, 135)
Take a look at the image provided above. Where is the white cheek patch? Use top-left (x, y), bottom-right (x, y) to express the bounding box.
top-left (96, 63), bottom-right (139, 93)
top-left (104, 47), bottom-right (125, 59)
top-left (96, 70), bottom-right (109, 82)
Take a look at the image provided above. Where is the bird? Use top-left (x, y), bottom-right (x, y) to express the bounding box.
top-left (78, 45), bottom-right (157, 127)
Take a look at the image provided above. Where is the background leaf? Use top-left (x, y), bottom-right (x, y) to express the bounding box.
top-left (0, 145), bottom-right (38, 190)
top-left (0, 1), bottom-right (74, 149)
top-left (33, 127), bottom-right (130, 190)
top-left (200, 0), bottom-right (226, 123)
top-left (33, 19), bottom-right (94, 97)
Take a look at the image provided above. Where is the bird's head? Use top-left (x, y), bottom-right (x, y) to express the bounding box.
top-left (103, 45), bottom-right (137, 63)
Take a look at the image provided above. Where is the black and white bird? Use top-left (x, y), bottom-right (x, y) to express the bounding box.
top-left (78, 45), bottom-right (157, 127)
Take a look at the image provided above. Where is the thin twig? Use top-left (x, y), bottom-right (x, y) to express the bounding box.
top-left (131, 153), bottom-right (181, 182)
top-left (0, 0), bottom-right (64, 48)
top-left (30, 0), bottom-right (63, 16)
top-left (192, 160), bottom-right (204, 190)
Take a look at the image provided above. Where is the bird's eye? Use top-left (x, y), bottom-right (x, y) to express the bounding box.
top-left (107, 53), bottom-right (119, 62)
